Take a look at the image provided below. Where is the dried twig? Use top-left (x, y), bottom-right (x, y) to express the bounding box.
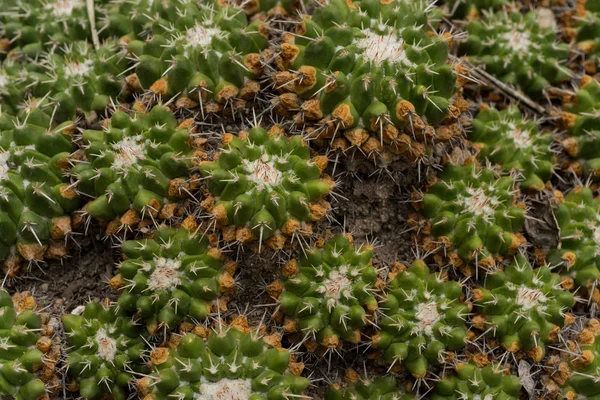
top-left (86, 0), bottom-right (100, 49)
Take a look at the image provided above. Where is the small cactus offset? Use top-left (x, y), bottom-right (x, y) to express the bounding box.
top-left (561, 79), bottom-right (600, 179)
top-left (135, 318), bottom-right (310, 400)
top-left (272, 0), bottom-right (463, 155)
top-left (420, 163), bottom-right (525, 269)
top-left (326, 373), bottom-right (415, 400)
top-left (70, 104), bottom-right (202, 230)
top-left (0, 289), bottom-right (53, 400)
top-left (62, 301), bottom-right (148, 400)
top-left (429, 363), bottom-right (521, 400)
top-left (0, 105), bottom-right (80, 274)
top-left (199, 125), bottom-right (332, 249)
top-left (270, 234), bottom-right (377, 348)
top-left (124, 0), bottom-right (266, 106)
top-left (548, 187), bottom-right (600, 289)
top-left (469, 105), bottom-right (554, 192)
top-left (460, 9), bottom-right (571, 96)
top-left (113, 225), bottom-right (236, 334)
top-left (372, 260), bottom-right (469, 378)
top-left (471, 253), bottom-right (575, 362)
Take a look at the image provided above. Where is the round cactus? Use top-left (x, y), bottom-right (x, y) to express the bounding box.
top-left (421, 164), bottom-right (525, 267)
top-left (460, 9), bottom-right (571, 96)
top-left (471, 253), bottom-right (575, 361)
top-left (0, 103), bottom-right (80, 272)
top-left (272, 0), bottom-right (460, 152)
top-left (0, 289), bottom-right (49, 400)
top-left (62, 301), bottom-right (148, 400)
top-left (373, 260), bottom-right (469, 378)
top-left (561, 79), bottom-right (600, 179)
top-left (125, 0), bottom-right (266, 104)
top-left (549, 187), bottom-right (600, 289)
top-left (429, 363), bottom-right (521, 400)
top-left (136, 320), bottom-right (309, 400)
top-left (574, 2), bottom-right (600, 67)
top-left (443, 0), bottom-right (506, 19)
top-left (113, 225), bottom-right (236, 334)
top-left (326, 374), bottom-right (415, 400)
top-left (469, 105), bottom-right (554, 192)
top-left (70, 104), bottom-right (202, 227)
top-left (199, 125), bottom-right (332, 248)
top-left (274, 234), bottom-right (378, 348)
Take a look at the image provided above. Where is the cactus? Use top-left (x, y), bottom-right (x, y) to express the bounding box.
top-left (124, 0), bottom-right (266, 106)
top-left (326, 374), bottom-right (415, 400)
top-left (271, 0), bottom-right (460, 152)
top-left (62, 301), bottom-right (148, 400)
top-left (469, 105), bottom-right (554, 192)
top-left (460, 9), bottom-right (571, 97)
top-left (0, 104), bottom-right (80, 273)
top-left (421, 163), bottom-right (525, 267)
top-left (372, 260), bottom-right (469, 378)
top-left (70, 104), bottom-right (202, 228)
top-left (113, 225), bottom-right (236, 334)
top-left (199, 125), bottom-right (332, 249)
top-left (0, 289), bottom-right (50, 400)
top-left (561, 79), bottom-right (600, 179)
top-left (136, 319), bottom-right (310, 400)
top-left (574, 2), bottom-right (600, 67)
top-left (548, 187), bottom-right (600, 289)
top-left (443, 0), bottom-right (506, 19)
top-left (272, 234), bottom-right (377, 348)
top-left (471, 253), bottom-right (575, 362)
top-left (429, 363), bottom-right (521, 400)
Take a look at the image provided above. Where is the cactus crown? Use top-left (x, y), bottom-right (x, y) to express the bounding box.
top-left (469, 105), bottom-right (554, 191)
top-left (460, 9), bottom-right (571, 96)
top-left (115, 226), bottom-right (235, 334)
top-left (374, 260), bottom-right (469, 378)
top-left (140, 322), bottom-right (309, 400)
top-left (326, 374), bottom-right (415, 400)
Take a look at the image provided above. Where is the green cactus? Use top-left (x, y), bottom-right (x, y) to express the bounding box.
top-left (199, 126), bottom-right (332, 248)
top-left (469, 105), bottom-right (554, 192)
top-left (443, 0), bottom-right (506, 19)
top-left (114, 226), bottom-right (235, 334)
top-left (0, 103), bottom-right (80, 268)
top-left (125, 0), bottom-right (266, 104)
top-left (62, 301), bottom-right (148, 400)
top-left (272, 0), bottom-right (457, 144)
top-left (0, 289), bottom-right (48, 400)
top-left (326, 375), bottom-right (415, 400)
top-left (574, 2), bottom-right (600, 66)
top-left (471, 253), bottom-right (575, 361)
top-left (70, 104), bottom-right (200, 225)
top-left (548, 187), bottom-right (600, 288)
top-left (562, 80), bottom-right (600, 179)
top-left (559, 319), bottom-right (600, 399)
top-left (429, 363), bottom-right (521, 400)
top-left (460, 10), bottom-right (571, 97)
top-left (421, 164), bottom-right (525, 266)
top-left (137, 322), bottom-right (309, 400)
top-left (373, 260), bottom-right (469, 378)
top-left (276, 234), bottom-right (377, 348)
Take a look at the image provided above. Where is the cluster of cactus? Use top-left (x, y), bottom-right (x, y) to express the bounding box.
top-left (471, 253), bottom-right (575, 361)
top-left (271, 0), bottom-right (461, 153)
top-left (430, 363), bottom-right (521, 400)
top-left (62, 301), bottom-right (148, 400)
top-left (271, 234), bottom-right (377, 348)
top-left (561, 79), bottom-right (600, 179)
top-left (469, 105), bottom-right (554, 192)
top-left (124, 1), bottom-right (266, 106)
top-left (460, 9), bottom-right (571, 96)
top-left (71, 104), bottom-right (202, 228)
top-left (372, 260), bottom-right (469, 378)
top-left (199, 125), bottom-right (332, 248)
top-left (326, 374), bottom-right (414, 400)
top-left (548, 186), bottom-right (600, 288)
top-left (112, 224), bottom-right (235, 334)
top-left (421, 164), bottom-right (525, 267)
top-left (0, 104), bottom-right (81, 273)
top-left (0, 289), bottom-right (50, 400)
top-left (136, 320), bottom-right (309, 400)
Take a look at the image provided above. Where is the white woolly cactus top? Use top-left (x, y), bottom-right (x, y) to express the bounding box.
top-left (144, 257), bottom-right (184, 292)
top-left (63, 59), bottom-right (94, 78)
top-left (317, 265), bottom-right (355, 311)
top-left (196, 379), bottom-right (252, 400)
top-left (355, 29), bottom-right (414, 67)
top-left (45, 0), bottom-right (85, 17)
top-left (456, 186), bottom-right (502, 221)
top-left (413, 301), bottom-right (442, 336)
top-left (184, 24), bottom-right (226, 49)
top-left (110, 135), bottom-right (147, 171)
top-left (500, 29), bottom-right (534, 57)
top-left (501, 122), bottom-right (534, 150)
top-left (94, 328), bottom-right (118, 362)
top-left (242, 154), bottom-right (283, 188)
top-left (0, 152), bottom-right (10, 182)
